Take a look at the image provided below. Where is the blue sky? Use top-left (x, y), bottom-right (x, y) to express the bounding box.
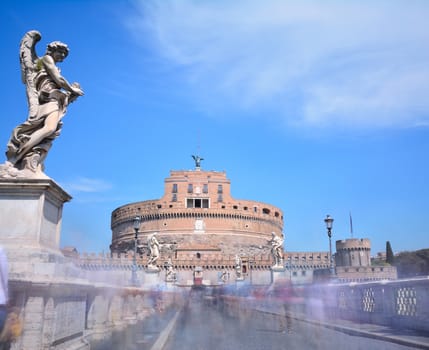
top-left (1, 0), bottom-right (428, 255)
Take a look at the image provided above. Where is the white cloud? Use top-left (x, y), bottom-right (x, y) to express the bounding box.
top-left (61, 177), bottom-right (112, 194)
top-left (129, 0), bottom-right (429, 129)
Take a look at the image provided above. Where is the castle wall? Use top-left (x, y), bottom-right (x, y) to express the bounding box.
top-left (336, 238), bottom-right (371, 267)
top-left (334, 238), bottom-right (397, 281)
top-left (110, 169), bottom-right (284, 258)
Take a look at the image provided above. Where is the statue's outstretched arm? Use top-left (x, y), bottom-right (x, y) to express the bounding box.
top-left (42, 55), bottom-right (83, 96)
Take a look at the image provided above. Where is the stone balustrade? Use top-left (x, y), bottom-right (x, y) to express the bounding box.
top-left (304, 277), bottom-right (429, 333)
top-left (220, 276), bottom-right (429, 334)
top-left (8, 278), bottom-right (179, 350)
top-left (68, 250), bottom-right (330, 269)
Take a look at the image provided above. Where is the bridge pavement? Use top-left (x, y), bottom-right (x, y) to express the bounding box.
top-left (91, 296), bottom-right (429, 350)
top-left (162, 299), bottom-right (429, 350)
top-left (253, 303), bottom-right (429, 349)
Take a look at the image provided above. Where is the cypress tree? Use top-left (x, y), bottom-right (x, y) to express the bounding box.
top-left (386, 241), bottom-right (394, 264)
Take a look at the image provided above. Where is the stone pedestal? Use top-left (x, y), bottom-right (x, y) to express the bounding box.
top-left (235, 279), bottom-right (246, 287)
top-left (271, 265), bottom-right (286, 284)
top-left (0, 178), bottom-right (72, 277)
top-left (143, 268), bottom-right (161, 288)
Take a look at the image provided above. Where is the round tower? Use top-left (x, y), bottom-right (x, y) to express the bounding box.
top-left (110, 166), bottom-right (284, 257)
top-left (335, 238), bottom-right (371, 267)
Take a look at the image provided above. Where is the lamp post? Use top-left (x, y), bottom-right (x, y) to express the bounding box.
top-left (324, 214), bottom-right (334, 276)
top-left (130, 216), bottom-right (140, 286)
top-left (288, 255), bottom-right (292, 281)
top-left (249, 259), bottom-right (255, 285)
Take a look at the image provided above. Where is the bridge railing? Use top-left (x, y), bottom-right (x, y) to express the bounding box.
top-left (305, 277), bottom-right (429, 333)
top-left (217, 277), bottom-right (429, 334)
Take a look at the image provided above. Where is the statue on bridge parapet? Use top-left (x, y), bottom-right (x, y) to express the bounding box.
top-left (1, 30), bottom-right (83, 178)
top-left (147, 233), bottom-right (160, 270)
top-left (165, 258), bottom-right (177, 282)
top-left (235, 255), bottom-right (243, 280)
top-left (220, 269), bottom-right (229, 283)
top-left (269, 232), bottom-right (284, 268)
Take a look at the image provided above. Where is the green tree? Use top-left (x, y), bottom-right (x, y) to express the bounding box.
top-left (394, 249), bottom-right (429, 278)
top-left (386, 241), bottom-right (394, 265)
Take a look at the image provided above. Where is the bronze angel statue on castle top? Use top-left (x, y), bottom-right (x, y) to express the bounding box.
top-left (1, 30), bottom-right (83, 177)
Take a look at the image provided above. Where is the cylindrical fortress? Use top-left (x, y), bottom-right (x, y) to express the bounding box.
top-left (110, 168), bottom-right (284, 257)
top-left (335, 238), bottom-right (371, 267)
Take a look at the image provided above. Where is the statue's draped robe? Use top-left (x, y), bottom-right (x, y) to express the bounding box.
top-left (6, 63), bottom-right (67, 164)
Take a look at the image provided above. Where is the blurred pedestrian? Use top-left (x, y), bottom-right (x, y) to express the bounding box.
top-left (0, 246), bottom-right (8, 334)
top-left (0, 246), bottom-right (10, 349)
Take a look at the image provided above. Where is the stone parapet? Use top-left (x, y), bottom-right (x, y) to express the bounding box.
top-left (9, 277), bottom-right (179, 349)
top-left (314, 277), bottom-right (429, 334)
top-left (72, 251), bottom-right (331, 271)
top-left (336, 265), bottom-right (398, 282)
top-left (336, 238), bottom-right (371, 250)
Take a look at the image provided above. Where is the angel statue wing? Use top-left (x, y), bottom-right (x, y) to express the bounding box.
top-left (192, 154), bottom-right (204, 168)
top-left (19, 30), bottom-right (42, 120)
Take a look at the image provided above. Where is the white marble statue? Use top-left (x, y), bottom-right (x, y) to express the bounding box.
top-left (2, 30), bottom-right (83, 177)
top-left (165, 259), bottom-right (177, 282)
top-left (220, 269), bottom-right (229, 282)
top-left (269, 232), bottom-right (284, 267)
top-left (147, 233), bottom-right (160, 268)
top-left (235, 255), bottom-right (242, 279)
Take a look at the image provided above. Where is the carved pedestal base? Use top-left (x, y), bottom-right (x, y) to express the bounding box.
top-left (271, 265), bottom-right (286, 272)
top-left (271, 266), bottom-right (288, 284)
top-left (143, 268), bottom-right (161, 289)
top-left (146, 265), bottom-right (160, 273)
top-left (0, 178), bottom-right (73, 278)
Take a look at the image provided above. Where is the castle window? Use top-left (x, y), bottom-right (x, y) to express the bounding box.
top-left (233, 205), bottom-right (238, 209)
top-left (262, 208), bottom-right (270, 214)
top-left (217, 185), bottom-right (223, 194)
top-left (203, 184), bottom-right (208, 193)
top-left (218, 194), bottom-right (223, 202)
top-left (172, 184), bottom-right (178, 193)
top-left (186, 198), bottom-right (209, 208)
top-left (243, 206), bottom-right (248, 210)
top-left (253, 207), bottom-right (258, 213)
top-left (172, 194), bottom-right (177, 202)
top-left (196, 253), bottom-right (201, 259)
top-left (187, 184), bottom-right (193, 193)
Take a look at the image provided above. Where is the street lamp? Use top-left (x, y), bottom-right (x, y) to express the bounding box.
top-left (324, 214), bottom-right (334, 276)
top-left (249, 259), bottom-right (255, 285)
top-left (130, 216), bottom-right (140, 286)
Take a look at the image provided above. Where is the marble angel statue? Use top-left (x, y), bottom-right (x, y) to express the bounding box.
top-left (3, 30), bottom-right (83, 176)
top-left (269, 232), bottom-right (285, 267)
